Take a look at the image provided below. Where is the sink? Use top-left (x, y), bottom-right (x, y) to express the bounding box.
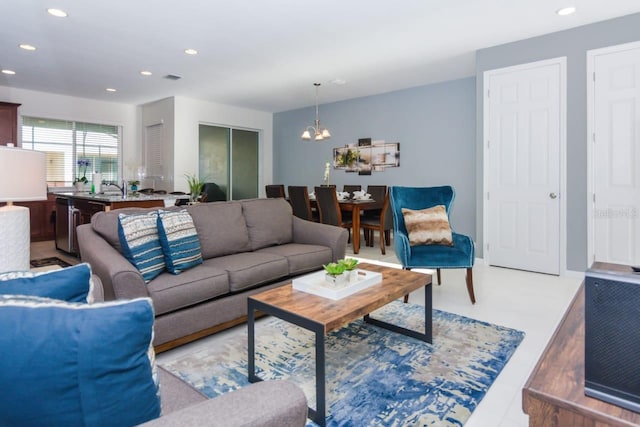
top-left (99, 191), bottom-right (123, 196)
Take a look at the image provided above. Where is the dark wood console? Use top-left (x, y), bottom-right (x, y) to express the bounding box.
top-left (522, 262), bottom-right (640, 426)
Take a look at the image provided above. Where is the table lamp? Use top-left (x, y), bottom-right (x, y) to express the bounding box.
top-left (0, 145), bottom-right (47, 272)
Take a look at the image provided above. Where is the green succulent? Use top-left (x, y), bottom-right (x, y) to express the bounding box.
top-left (339, 258), bottom-right (359, 271)
top-left (323, 262), bottom-right (346, 277)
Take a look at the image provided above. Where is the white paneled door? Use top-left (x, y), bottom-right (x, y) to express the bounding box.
top-left (484, 58), bottom-right (565, 275)
top-left (589, 42), bottom-right (640, 266)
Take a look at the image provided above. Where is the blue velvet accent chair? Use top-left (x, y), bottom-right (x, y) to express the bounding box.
top-left (389, 186), bottom-right (476, 304)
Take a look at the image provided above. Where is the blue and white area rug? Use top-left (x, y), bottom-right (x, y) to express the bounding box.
top-left (161, 301), bottom-right (524, 426)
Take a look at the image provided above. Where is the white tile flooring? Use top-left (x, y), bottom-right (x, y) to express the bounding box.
top-left (32, 238), bottom-right (583, 426)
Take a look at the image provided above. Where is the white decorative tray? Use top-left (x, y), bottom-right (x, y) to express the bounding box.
top-left (292, 269), bottom-right (383, 300)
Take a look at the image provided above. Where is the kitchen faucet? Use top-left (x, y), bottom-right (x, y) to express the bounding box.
top-left (105, 180), bottom-right (128, 197)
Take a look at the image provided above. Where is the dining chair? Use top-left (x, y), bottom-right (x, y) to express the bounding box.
top-left (314, 186), bottom-right (352, 240)
top-left (389, 185), bottom-right (476, 304)
top-left (363, 184), bottom-right (388, 224)
top-left (287, 186), bottom-right (316, 222)
top-left (366, 185), bottom-right (387, 203)
top-left (343, 185), bottom-right (361, 195)
top-left (360, 191), bottom-right (392, 254)
top-left (265, 184), bottom-right (286, 199)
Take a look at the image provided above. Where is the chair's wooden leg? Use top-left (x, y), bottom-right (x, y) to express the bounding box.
top-left (403, 267), bottom-right (410, 303)
top-left (466, 267), bottom-right (476, 304)
top-left (384, 230), bottom-right (391, 246)
top-left (436, 268), bottom-right (441, 285)
top-left (379, 229), bottom-right (386, 255)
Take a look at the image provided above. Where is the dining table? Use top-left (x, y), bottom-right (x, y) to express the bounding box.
top-left (310, 197), bottom-right (384, 254)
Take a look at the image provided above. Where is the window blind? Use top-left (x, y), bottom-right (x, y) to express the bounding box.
top-left (22, 117), bottom-right (121, 187)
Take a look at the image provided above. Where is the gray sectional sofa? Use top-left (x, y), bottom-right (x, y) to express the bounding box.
top-left (77, 197), bottom-right (348, 351)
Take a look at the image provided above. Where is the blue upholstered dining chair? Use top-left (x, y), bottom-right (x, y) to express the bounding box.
top-left (389, 186), bottom-right (476, 304)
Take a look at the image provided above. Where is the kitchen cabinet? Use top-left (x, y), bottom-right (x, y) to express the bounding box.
top-left (0, 102), bottom-right (21, 146)
top-left (0, 195), bottom-right (56, 242)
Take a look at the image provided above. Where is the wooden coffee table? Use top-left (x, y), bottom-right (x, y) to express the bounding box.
top-left (247, 263), bottom-right (432, 426)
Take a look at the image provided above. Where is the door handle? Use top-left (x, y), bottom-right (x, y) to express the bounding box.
top-left (549, 192), bottom-right (557, 199)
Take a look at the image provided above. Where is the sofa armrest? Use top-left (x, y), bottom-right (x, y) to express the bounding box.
top-left (141, 380), bottom-right (308, 427)
top-left (292, 216), bottom-right (348, 262)
top-left (76, 223), bottom-right (149, 301)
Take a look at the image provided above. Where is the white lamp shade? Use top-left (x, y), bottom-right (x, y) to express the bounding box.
top-left (0, 146), bottom-right (47, 202)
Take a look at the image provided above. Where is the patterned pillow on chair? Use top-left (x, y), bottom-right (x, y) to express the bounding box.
top-left (402, 205), bottom-right (454, 246)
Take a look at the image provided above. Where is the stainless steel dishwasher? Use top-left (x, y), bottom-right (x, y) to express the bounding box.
top-left (55, 197), bottom-right (79, 255)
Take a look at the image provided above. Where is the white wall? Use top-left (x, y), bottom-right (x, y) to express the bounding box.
top-left (0, 86), bottom-right (138, 177)
top-left (173, 96), bottom-right (273, 194)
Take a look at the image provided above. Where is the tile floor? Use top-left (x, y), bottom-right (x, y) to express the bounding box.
top-left (31, 237), bottom-right (583, 426)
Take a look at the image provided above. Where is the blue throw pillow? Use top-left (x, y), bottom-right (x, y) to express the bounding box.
top-left (0, 295), bottom-right (160, 426)
top-left (118, 211), bottom-right (166, 283)
top-left (0, 263), bottom-right (94, 303)
top-left (157, 209), bottom-right (203, 274)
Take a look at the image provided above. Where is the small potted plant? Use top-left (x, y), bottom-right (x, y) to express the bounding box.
top-left (323, 262), bottom-right (346, 288)
top-left (185, 173), bottom-right (204, 204)
top-left (339, 258), bottom-right (359, 283)
top-left (74, 159), bottom-right (91, 190)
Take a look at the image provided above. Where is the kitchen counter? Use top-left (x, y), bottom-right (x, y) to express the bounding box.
top-left (54, 191), bottom-right (186, 207)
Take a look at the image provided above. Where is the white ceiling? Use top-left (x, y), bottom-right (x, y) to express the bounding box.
top-left (1, 1), bottom-right (639, 113)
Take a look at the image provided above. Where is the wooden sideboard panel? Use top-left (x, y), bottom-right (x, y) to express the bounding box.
top-left (523, 262), bottom-right (640, 427)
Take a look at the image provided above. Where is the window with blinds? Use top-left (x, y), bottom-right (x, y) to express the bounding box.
top-left (22, 117), bottom-right (121, 187)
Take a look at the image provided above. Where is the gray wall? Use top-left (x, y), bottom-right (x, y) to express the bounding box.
top-left (475, 12), bottom-right (640, 272)
top-left (274, 77), bottom-right (477, 237)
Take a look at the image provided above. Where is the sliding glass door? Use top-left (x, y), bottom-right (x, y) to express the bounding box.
top-left (198, 125), bottom-right (258, 200)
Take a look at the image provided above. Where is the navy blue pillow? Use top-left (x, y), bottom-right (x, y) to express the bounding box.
top-left (157, 209), bottom-right (203, 274)
top-left (0, 263), bottom-right (93, 303)
top-left (0, 295), bottom-right (160, 426)
top-left (118, 211), bottom-right (166, 283)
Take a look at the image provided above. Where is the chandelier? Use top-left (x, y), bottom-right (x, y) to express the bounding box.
top-left (301, 83), bottom-right (331, 141)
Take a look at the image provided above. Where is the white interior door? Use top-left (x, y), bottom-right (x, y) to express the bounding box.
top-left (484, 58), bottom-right (565, 275)
top-left (589, 42), bottom-right (640, 266)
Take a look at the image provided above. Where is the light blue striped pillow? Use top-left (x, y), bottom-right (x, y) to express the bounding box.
top-left (118, 211), bottom-right (166, 282)
top-left (157, 209), bottom-right (203, 274)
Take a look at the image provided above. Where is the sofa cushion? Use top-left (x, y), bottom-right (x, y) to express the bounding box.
top-left (205, 253), bottom-right (289, 292)
top-left (119, 211), bottom-right (167, 282)
top-left (157, 209), bottom-right (203, 274)
top-left (241, 198), bottom-right (293, 251)
top-left (0, 263), bottom-right (94, 303)
top-left (0, 295), bottom-right (160, 426)
top-left (146, 265), bottom-right (229, 316)
top-left (187, 202), bottom-right (252, 258)
top-left (257, 243), bottom-right (333, 275)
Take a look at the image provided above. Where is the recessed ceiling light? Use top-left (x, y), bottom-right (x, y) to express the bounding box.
top-left (140, 70), bottom-right (152, 76)
top-left (47, 8), bottom-right (68, 18)
top-left (105, 88), bottom-right (117, 92)
top-left (184, 48), bottom-right (198, 55)
top-left (331, 78), bottom-right (347, 85)
top-left (556, 6), bottom-right (576, 16)
top-left (1, 69), bottom-right (16, 75)
top-left (19, 44), bottom-right (37, 51)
